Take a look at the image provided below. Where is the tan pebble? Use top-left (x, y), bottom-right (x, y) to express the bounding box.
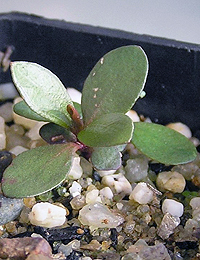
top-left (9, 124), bottom-right (25, 135)
top-left (166, 122), bottom-right (192, 138)
top-left (77, 228), bottom-right (84, 235)
top-left (23, 197), bottom-right (36, 208)
top-left (80, 240), bottom-right (101, 251)
top-left (70, 195), bottom-right (86, 210)
top-left (0, 102), bottom-right (13, 122)
top-left (156, 171), bottom-right (186, 193)
top-left (102, 240), bottom-right (111, 250)
top-left (126, 110), bottom-right (140, 122)
top-left (5, 221), bottom-right (18, 235)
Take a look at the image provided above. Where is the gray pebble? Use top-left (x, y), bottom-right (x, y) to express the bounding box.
top-left (0, 194), bottom-right (24, 225)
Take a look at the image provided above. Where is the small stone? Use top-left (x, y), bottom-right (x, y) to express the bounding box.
top-left (29, 202), bottom-right (66, 228)
top-left (102, 173), bottom-right (132, 195)
top-left (0, 237), bottom-right (52, 259)
top-left (9, 124), bottom-right (25, 136)
top-left (70, 195), bottom-right (86, 210)
top-left (58, 240), bottom-right (80, 257)
top-left (78, 202), bottom-right (124, 229)
top-left (25, 122), bottom-right (47, 140)
top-left (0, 83), bottom-right (18, 100)
top-left (13, 97), bottom-right (37, 129)
top-left (0, 194), bottom-right (24, 225)
top-left (129, 182), bottom-right (154, 204)
top-left (99, 187), bottom-right (114, 200)
top-left (6, 127), bottom-right (30, 150)
top-left (184, 219), bottom-right (200, 233)
top-left (86, 189), bottom-right (102, 204)
top-left (9, 145), bottom-right (28, 156)
top-left (156, 171), bottom-right (186, 193)
top-left (27, 139), bottom-right (47, 149)
top-left (166, 122), bottom-right (192, 138)
top-left (139, 243), bottom-right (171, 260)
top-left (0, 116), bottom-right (6, 150)
top-left (0, 102), bottom-right (13, 122)
top-left (162, 199), bottom-right (184, 217)
top-left (126, 110), bottom-right (140, 122)
top-left (80, 239), bottom-right (101, 251)
top-left (157, 213), bottom-right (180, 239)
top-left (68, 156), bottom-right (83, 180)
top-left (125, 156), bottom-right (149, 183)
top-left (23, 197), bottom-right (36, 208)
top-left (69, 181), bottom-right (82, 197)
top-left (172, 163), bottom-right (199, 181)
top-left (189, 197), bottom-right (200, 210)
top-left (97, 169), bottom-right (116, 177)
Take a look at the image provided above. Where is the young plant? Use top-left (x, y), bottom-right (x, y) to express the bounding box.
top-left (1, 46), bottom-right (197, 198)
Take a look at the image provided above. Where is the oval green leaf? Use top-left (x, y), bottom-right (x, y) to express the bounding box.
top-left (78, 113), bottom-right (133, 147)
top-left (132, 122), bottom-right (197, 165)
top-left (11, 62), bottom-right (73, 128)
top-left (81, 45), bottom-right (148, 125)
top-left (14, 100), bottom-right (48, 121)
top-left (91, 145), bottom-right (126, 170)
top-left (2, 143), bottom-right (78, 198)
top-left (39, 123), bottom-right (77, 144)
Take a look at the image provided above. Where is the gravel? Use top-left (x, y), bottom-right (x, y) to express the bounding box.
top-left (0, 97), bottom-right (200, 259)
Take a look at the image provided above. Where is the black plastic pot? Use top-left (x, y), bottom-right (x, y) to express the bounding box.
top-left (0, 12), bottom-right (200, 135)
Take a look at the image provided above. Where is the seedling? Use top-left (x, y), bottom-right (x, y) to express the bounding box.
top-left (1, 46), bottom-right (197, 198)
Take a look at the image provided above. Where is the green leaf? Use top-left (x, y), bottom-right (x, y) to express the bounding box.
top-left (11, 62), bottom-right (73, 128)
top-left (39, 123), bottom-right (77, 144)
top-left (2, 143), bottom-right (79, 198)
top-left (81, 45), bottom-right (148, 125)
top-left (132, 122), bottom-right (197, 165)
top-left (14, 100), bottom-right (48, 121)
top-left (91, 145), bottom-right (126, 170)
top-left (78, 113), bottom-right (133, 147)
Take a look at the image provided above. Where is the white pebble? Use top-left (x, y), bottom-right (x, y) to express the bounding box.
top-left (99, 187), bottom-right (114, 200)
top-left (0, 116), bottom-right (6, 150)
top-left (25, 121), bottom-right (47, 140)
top-left (162, 199), bottom-right (184, 217)
top-left (69, 181), bottom-right (82, 197)
top-left (67, 88), bottom-right (82, 104)
top-left (86, 189), bottom-right (102, 204)
top-left (96, 169), bottom-right (116, 177)
top-left (29, 202), bottom-right (66, 228)
top-left (9, 145), bottom-right (28, 156)
top-left (78, 202), bottom-right (124, 229)
top-left (0, 102), bottom-right (13, 122)
top-left (166, 122), bottom-right (192, 138)
top-left (116, 203), bottom-right (123, 211)
top-left (156, 171), bottom-right (186, 193)
top-left (68, 156), bottom-right (83, 180)
top-left (129, 182), bottom-right (154, 204)
top-left (102, 173), bottom-right (132, 195)
top-left (190, 197), bottom-right (200, 210)
top-left (126, 110), bottom-right (140, 122)
top-left (13, 97), bottom-right (37, 129)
